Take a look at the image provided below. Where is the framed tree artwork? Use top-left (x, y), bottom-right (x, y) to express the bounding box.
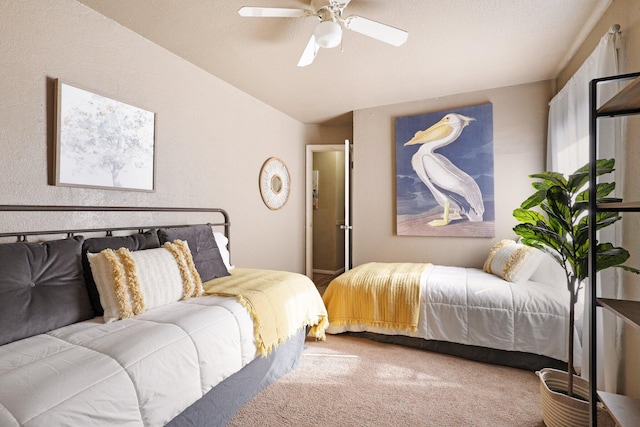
top-left (395, 103), bottom-right (495, 237)
top-left (54, 80), bottom-right (156, 192)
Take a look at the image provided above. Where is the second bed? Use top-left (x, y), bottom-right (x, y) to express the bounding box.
top-left (322, 240), bottom-right (580, 371)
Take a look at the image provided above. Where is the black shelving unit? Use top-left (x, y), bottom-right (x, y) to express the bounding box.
top-left (588, 72), bottom-right (640, 426)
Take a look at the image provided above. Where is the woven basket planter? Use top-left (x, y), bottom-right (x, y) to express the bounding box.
top-left (538, 368), bottom-right (615, 427)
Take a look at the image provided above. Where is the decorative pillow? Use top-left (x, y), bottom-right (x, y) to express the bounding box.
top-left (157, 224), bottom-right (229, 281)
top-left (0, 236), bottom-right (93, 345)
top-left (87, 240), bottom-right (203, 323)
top-left (82, 230), bottom-right (160, 315)
top-left (213, 231), bottom-right (234, 271)
top-left (529, 251), bottom-right (567, 289)
top-left (484, 240), bottom-right (546, 283)
top-left (483, 239), bottom-right (516, 273)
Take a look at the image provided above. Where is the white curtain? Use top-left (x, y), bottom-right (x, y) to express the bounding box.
top-left (547, 29), bottom-right (623, 392)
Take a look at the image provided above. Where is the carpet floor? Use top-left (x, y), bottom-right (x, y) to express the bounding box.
top-left (228, 334), bottom-right (546, 426)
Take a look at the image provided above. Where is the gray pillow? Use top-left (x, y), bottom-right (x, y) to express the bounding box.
top-left (82, 230), bottom-right (160, 316)
top-left (157, 224), bottom-right (229, 282)
top-left (0, 236), bottom-right (92, 346)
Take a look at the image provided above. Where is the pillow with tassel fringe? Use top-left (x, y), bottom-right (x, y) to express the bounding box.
top-left (88, 240), bottom-right (203, 322)
top-left (483, 239), bottom-right (545, 283)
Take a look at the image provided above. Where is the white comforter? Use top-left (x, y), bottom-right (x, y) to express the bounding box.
top-left (0, 295), bottom-right (256, 427)
top-left (327, 265), bottom-right (582, 366)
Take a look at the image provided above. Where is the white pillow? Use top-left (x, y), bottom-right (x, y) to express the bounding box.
top-left (88, 240), bottom-right (203, 322)
top-left (213, 231), bottom-right (234, 270)
top-left (513, 237), bottom-right (568, 288)
top-left (529, 251), bottom-right (567, 289)
top-left (483, 240), bottom-right (545, 283)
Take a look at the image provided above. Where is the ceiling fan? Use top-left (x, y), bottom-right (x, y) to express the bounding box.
top-left (238, 0), bottom-right (409, 67)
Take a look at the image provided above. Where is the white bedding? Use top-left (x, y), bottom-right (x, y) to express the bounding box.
top-left (0, 295), bottom-right (256, 427)
top-left (326, 265), bottom-right (582, 367)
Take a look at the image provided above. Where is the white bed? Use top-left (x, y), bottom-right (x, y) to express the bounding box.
top-left (323, 240), bottom-right (582, 371)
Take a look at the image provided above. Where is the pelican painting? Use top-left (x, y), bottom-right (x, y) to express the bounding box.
top-left (404, 113), bottom-right (484, 226)
top-left (395, 104), bottom-right (494, 237)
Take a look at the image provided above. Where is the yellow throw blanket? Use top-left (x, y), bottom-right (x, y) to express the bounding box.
top-left (322, 262), bottom-right (431, 331)
top-left (202, 268), bottom-right (328, 357)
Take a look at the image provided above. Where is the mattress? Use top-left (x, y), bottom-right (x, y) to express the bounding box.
top-left (326, 265), bottom-right (581, 367)
top-left (0, 295), bottom-right (255, 427)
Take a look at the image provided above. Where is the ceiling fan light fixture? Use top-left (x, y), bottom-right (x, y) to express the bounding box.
top-left (314, 20), bottom-right (342, 48)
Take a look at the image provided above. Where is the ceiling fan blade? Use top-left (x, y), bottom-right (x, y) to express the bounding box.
top-left (238, 6), bottom-right (309, 18)
top-left (329, 0), bottom-right (352, 8)
top-left (343, 15), bottom-right (408, 47)
top-left (297, 35), bottom-right (319, 67)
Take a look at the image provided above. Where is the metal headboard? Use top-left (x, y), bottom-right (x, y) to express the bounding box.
top-left (0, 205), bottom-right (230, 252)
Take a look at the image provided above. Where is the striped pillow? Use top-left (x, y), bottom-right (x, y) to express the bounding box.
top-left (483, 239), bottom-right (516, 273)
top-left (88, 240), bottom-right (203, 322)
top-left (483, 240), bottom-right (545, 283)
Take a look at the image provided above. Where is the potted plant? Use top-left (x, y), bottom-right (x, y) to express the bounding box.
top-left (512, 158), bottom-right (638, 426)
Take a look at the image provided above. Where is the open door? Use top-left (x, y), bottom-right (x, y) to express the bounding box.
top-left (341, 139), bottom-right (352, 272)
top-left (305, 141), bottom-right (352, 278)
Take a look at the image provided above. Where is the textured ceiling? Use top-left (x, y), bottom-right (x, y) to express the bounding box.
top-left (77, 0), bottom-right (610, 124)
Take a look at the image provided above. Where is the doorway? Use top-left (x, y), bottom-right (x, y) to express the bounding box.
top-left (305, 143), bottom-right (351, 280)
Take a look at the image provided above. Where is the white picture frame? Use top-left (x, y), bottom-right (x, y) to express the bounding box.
top-left (54, 80), bottom-right (156, 192)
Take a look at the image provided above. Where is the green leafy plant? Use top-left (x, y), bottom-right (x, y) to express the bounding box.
top-left (513, 158), bottom-right (639, 397)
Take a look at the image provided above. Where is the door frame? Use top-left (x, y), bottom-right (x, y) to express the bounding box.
top-left (305, 144), bottom-right (347, 278)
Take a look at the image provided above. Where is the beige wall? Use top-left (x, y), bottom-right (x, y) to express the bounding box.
top-left (305, 123), bottom-right (353, 146)
top-left (352, 81), bottom-right (553, 268)
top-left (0, 0), bottom-right (307, 272)
top-left (554, 0), bottom-right (640, 397)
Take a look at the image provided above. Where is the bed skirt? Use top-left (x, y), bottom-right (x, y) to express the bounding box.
top-left (166, 327), bottom-right (307, 427)
top-left (345, 331), bottom-right (567, 372)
